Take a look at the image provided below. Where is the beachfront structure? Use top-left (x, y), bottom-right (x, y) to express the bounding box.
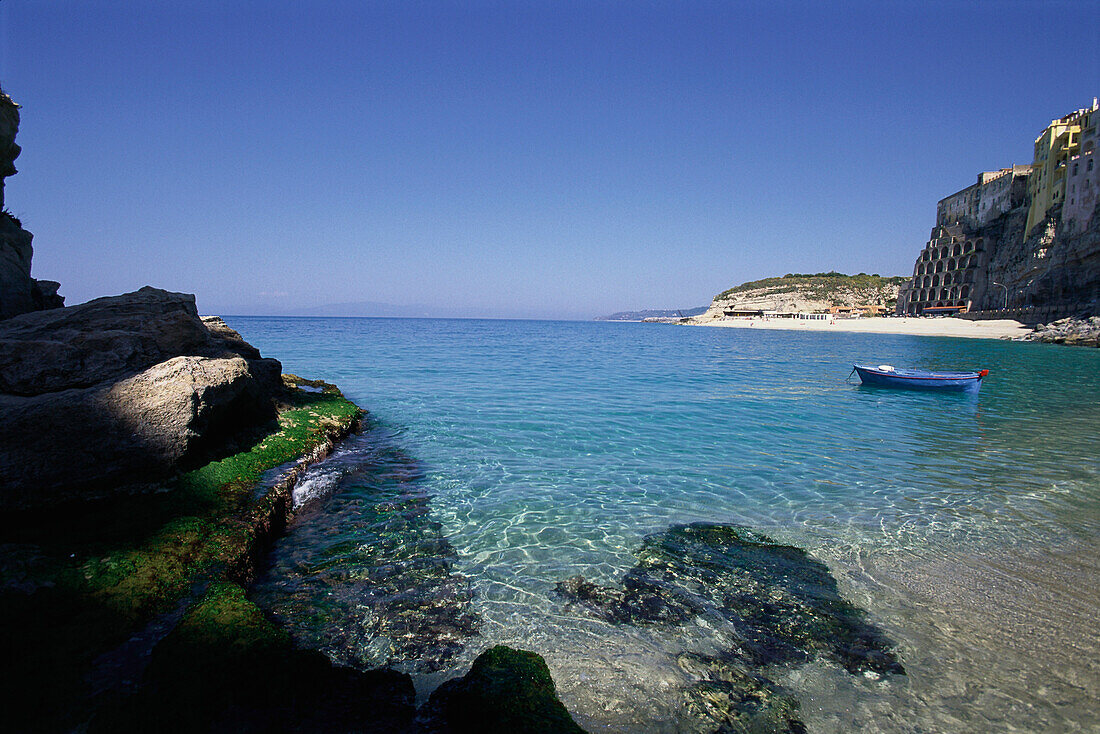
top-left (936, 166), bottom-right (1031, 229)
top-left (896, 224), bottom-right (982, 315)
top-left (1025, 99), bottom-right (1099, 235)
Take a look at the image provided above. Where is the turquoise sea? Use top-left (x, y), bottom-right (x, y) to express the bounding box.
top-left (229, 317), bottom-right (1100, 732)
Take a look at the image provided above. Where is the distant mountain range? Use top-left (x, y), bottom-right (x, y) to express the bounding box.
top-left (595, 306), bottom-right (709, 321)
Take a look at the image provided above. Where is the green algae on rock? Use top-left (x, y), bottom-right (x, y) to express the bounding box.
top-left (418, 645), bottom-right (586, 734)
top-left (90, 581), bottom-right (416, 733)
top-left (0, 380), bottom-right (364, 732)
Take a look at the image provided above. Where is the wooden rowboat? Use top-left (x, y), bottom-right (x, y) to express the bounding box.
top-left (851, 364), bottom-right (988, 393)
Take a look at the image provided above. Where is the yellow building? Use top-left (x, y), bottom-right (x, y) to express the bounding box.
top-left (1025, 99), bottom-right (1099, 235)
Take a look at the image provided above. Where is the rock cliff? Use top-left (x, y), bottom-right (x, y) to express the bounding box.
top-left (981, 202), bottom-right (1100, 315)
top-left (0, 88), bottom-right (62, 320)
top-left (0, 287), bottom-right (282, 510)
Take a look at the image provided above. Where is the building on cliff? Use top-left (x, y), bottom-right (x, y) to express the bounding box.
top-left (1025, 99), bottom-right (1098, 236)
top-left (898, 99), bottom-right (1100, 319)
top-left (937, 166), bottom-right (1032, 230)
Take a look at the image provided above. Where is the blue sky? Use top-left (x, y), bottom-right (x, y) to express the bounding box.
top-left (2, 1), bottom-right (1097, 318)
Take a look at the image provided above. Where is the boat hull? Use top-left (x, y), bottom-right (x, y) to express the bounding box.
top-left (853, 365), bottom-right (985, 393)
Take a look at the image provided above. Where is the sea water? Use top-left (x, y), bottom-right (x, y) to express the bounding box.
top-left (230, 317), bottom-right (1100, 732)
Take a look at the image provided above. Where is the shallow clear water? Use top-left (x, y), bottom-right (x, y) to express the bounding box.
top-left (234, 317), bottom-right (1100, 732)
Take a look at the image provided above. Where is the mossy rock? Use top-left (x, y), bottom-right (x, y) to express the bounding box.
top-left (90, 582), bottom-right (415, 733)
top-left (419, 645), bottom-right (586, 733)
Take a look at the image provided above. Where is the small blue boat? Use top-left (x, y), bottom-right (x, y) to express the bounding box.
top-left (852, 364), bottom-right (988, 393)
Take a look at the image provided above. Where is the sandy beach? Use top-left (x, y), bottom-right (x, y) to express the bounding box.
top-left (694, 316), bottom-right (1029, 339)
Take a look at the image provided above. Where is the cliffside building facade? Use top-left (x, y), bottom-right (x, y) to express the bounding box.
top-left (1025, 99), bottom-right (1098, 235)
top-left (898, 99), bottom-right (1100, 318)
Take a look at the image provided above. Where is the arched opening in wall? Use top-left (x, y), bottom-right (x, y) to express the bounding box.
top-left (935, 261), bottom-right (944, 273)
top-left (923, 276), bottom-right (931, 288)
top-left (952, 244), bottom-right (961, 257)
top-left (935, 301), bottom-right (945, 308)
top-left (939, 288), bottom-right (948, 300)
top-left (961, 285), bottom-right (970, 299)
top-left (939, 246), bottom-right (948, 259)
top-left (965, 240), bottom-right (973, 252)
top-left (975, 238), bottom-right (984, 251)
top-left (948, 258), bottom-right (956, 271)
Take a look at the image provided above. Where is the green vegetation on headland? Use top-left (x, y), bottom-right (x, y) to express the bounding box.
top-left (0, 378), bottom-right (362, 732)
top-left (715, 272), bottom-right (908, 301)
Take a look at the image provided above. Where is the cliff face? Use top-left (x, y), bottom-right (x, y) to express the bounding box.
top-left (0, 90), bottom-right (62, 320)
top-left (982, 201), bottom-right (1100, 314)
top-left (902, 200), bottom-right (1100, 318)
top-left (692, 274), bottom-right (905, 323)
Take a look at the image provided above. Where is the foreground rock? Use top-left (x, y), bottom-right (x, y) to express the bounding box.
top-left (1014, 316), bottom-right (1100, 347)
top-left (418, 645), bottom-right (586, 733)
top-left (88, 582), bottom-right (417, 734)
top-left (0, 287), bottom-right (282, 510)
top-left (557, 523), bottom-right (903, 732)
top-left (0, 88), bottom-right (62, 320)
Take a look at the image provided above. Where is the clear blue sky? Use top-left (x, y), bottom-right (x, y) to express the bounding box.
top-left (2, 1), bottom-right (1097, 318)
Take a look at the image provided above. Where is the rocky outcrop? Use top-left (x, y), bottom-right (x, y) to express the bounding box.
top-left (691, 274), bottom-right (905, 323)
top-left (1014, 316), bottom-right (1100, 346)
top-left (418, 645), bottom-right (586, 733)
top-left (0, 287), bottom-right (282, 510)
top-left (0, 89), bottom-right (62, 320)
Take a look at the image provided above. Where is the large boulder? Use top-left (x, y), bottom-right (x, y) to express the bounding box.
top-left (0, 288), bottom-right (282, 510)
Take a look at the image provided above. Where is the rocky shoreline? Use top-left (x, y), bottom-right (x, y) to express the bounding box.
top-left (0, 310), bottom-right (587, 732)
top-left (1012, 316), bottom-right (1100, 347)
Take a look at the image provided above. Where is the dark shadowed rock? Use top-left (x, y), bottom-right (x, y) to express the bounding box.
top-left (417, 645), bottom-right (586, 734)
top-left (87, 582), bottom-right (416, 734)
top-left (0, 288), bottom-right (282, 510)
top-left (0, 89), bottom-right (63, 320)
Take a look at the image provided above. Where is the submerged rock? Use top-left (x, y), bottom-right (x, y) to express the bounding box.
top-left (557, 523), bottom-right (903, 732)
top-left (678, 652), bottom-right (806, 734)
top-left (417, 645), bottom-right (586, 734)
top-left (252, 435), bottom-right (481, 673)
top-left (558, 523), bottom-right (903, 676)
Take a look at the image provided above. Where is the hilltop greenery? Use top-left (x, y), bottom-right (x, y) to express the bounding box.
top-left (715, 272), bottom-right (908, 301)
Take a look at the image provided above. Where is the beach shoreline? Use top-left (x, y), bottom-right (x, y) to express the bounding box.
top-left (688, 316), bottom-right (1029, 340)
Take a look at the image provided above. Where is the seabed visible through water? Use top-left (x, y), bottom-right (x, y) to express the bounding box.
top-left (235, 317), bottom-right (1100, 732)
